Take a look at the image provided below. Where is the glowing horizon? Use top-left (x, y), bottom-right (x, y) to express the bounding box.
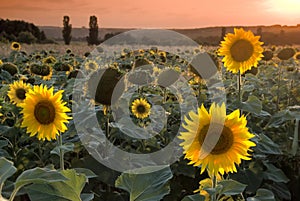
top-left (1, 0), bottom-right (300, 28)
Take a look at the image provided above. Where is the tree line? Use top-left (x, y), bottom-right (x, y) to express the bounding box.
top-left (0, 19), bottom-right (48, 44)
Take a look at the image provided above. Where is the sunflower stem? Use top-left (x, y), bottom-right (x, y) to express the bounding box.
top-left (58, 134), bottom-right (64, 170)
top-left (163, 88), bottom-right (167, 103)
top-left (237, 72), bottom-right (242, 103)
top-left (105, 106), bottom-right (110, 157)
top-left (276, 63), bottom-right (282, 111)
top-left (212, 174), bottom-right (217, 201)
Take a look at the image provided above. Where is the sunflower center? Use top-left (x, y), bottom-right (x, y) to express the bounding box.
top-left (16, 88), bottom-right (26, 100)
top-left (230, 39), bottom-right (254, 62)
top-left (13, 44), bottom-right (19, 48)
top-left (41, 65), bottom-right (51, 76)
top-left (198, 124), bottom-right (234, 155)
top-left (137, 105), bottom-right (146, 113)
top-left (34, 100), bottom-right (56, 125)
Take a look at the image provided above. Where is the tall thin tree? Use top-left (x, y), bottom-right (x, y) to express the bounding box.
top-left (87, 16), bottom-right (99, 45)
top-left (62, 16), bottom-right (72, 45)
top-left (221, 27), bottom-right (226, 42)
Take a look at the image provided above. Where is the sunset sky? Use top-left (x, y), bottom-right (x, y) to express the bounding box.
top-left (1, 0), bottom-right (300, 28)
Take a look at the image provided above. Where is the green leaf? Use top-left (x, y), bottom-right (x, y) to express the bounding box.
top-left (50, 142), bottom-right (74, 156)
top-left (230, 161), bottom-right (264, 194)
top-left (81, 193), bottom-right (94, 201)
top-left (181, 194), bottom-right (206, 201)
top-left (264, 182), bottom-right (291, 200)
top-left (73, 168), bottom-right (97, 179)
top-left (15, 167), bottom-right (67, 189)
top-left (262, 162), bottom-right (289, 183)
top-left (115, 167), bottom-right (172, 201)
top-left (0, 141), bottom-right (11, 158)
top-left (218, 180), bottom-right (247, 195)
top-left (255, 134), bottom-right (282, 155)
top-left (240, 95), bottom-right (262, 115)
top-left (27, 169), bottom-right (87, 201)
top-left (268, 110), bottom-right (295, 128)
top-left (0, 157), bottom-right (16, 188)
top-left (247, 188), bottom-right (275, 201)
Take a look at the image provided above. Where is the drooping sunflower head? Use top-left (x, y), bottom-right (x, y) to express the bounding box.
top-left (262, 50), bottom-right (273, 61)
top-left (8, 81), bottom-right (32, 106)
top-left (29, 63), bottom-right (53, 80)
top-left (42, 56), bottom-right (57, 64)
top-left (20, 84), bottom-right (71, 141)
top-left (1, 62), bottom-right (18, 76)
top-left (131, 98), bottom-right (151, 119)
top-left (179, 103), bottom-right (256, 176)
top-left (277, 47), bottom-right (296, 61)
top-left (55, 63), bottom-right (73, 74)
top-left (11, 42), bottom-right (21, 51)
top-left (218, 28), bottom-right (264, 74)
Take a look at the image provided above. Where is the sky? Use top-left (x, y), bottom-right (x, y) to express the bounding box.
top-left (1, 0), bottom-right (300, 28)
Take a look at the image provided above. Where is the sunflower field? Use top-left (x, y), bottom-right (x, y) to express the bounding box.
top-left (0, 28), bottom-right (300, 201)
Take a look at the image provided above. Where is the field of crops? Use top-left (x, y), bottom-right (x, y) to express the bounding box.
top-left (0, 28), bottom-right (299, 201)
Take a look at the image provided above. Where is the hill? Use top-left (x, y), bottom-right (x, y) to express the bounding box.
top-left (40, 24), bottom-right (300, 45)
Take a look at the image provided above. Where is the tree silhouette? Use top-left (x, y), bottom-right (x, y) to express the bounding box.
top-left (221, 27), bottom-right (226, 41)
top-left (87, 16), bottom-right (99, 45)
top-left (0, 19), bottom-right (47, 43)
top-left (62, 16), bottom-right (72, 45)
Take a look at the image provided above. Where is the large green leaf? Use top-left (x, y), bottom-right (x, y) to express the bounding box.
top-left (0, 157), bottom-right (16, 189)
top-left (115, 167), bottom-right (172, 201)
top-left (255, 134), bottom-right (282, 155)
top-left (218, 180), bottom-right (247, 195)
top-left (27, 169), bottom-right (88, 201)
top-left (0, 141), bottom-right (10, 159)
top-left (181, 194), bottom-right (205, 201)
top-left (15, 167), bottom-right (67, 189)
top-left (230, 162), bottom-right (263, 194)
top-left (247, 188), bottom-right (275, 201)
top-left (262, 162), bottom-right (289, 183)
top-left (240, 95), bottom-right (262, 115)
top-left (50, 142), bottom-right (75, 156)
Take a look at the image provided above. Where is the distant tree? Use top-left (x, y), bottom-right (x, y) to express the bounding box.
top-left (40, 31), bottom-right (46, 41)
top-left (62, 16), bottom-right (72, 45)
top-left (0, 19), bottom-right (47, 43)
top-left (257, 27), bottom-right (262, 36)
top-left (221, 27), bottom-right (226, 41)
top-left (104, 33), bottom-right (115, 41)
top-left (87, 16), bottom-right (100, 45)
top-left (17, 31), bottom-right (37, 44)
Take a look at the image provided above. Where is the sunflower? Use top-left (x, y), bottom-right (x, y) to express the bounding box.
top-left (0, 59), bottom-right (3, 66)
top-left (20, 84), bottom-right (71, 141)
top-left (7, 81), bottom-right (32, 106)
top-left (42, 56), bottom-right (57, 64)
top-left (293, 52), bottom-right (300, 61)
top-left (84, 60), bottom-right (98, 71)
top-left (0, 105), bottom-right (3, 117)
top-left (11, 42), bottom-right (21, 51)
top-left (218, 28), bottom-right (263, 74)
top-left (131, 98), bottom-right (151, 119)
top-left (179, 103), bottom-right (256, 176)
top-left (1, 62), bottom-right (18, 76)
top-left (277, 47), bottom-right (295, 61)
top-left (29, 63), bottom-right (53, 80)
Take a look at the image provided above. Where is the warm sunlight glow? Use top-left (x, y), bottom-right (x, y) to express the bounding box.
top-left (268, 0), bottom-right (300, 16)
